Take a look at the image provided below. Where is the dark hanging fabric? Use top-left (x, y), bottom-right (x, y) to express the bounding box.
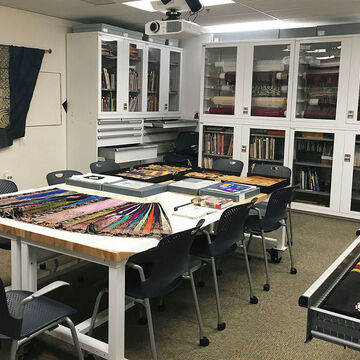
top-left (0, 45), bottom-right (44, 149)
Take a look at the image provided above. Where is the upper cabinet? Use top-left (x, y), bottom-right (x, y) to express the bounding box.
top-left (201, 45), bottom-right (244, 117)
top-left (291, 38), bottom-right (351, 124)
top-left (243, 41), bottom-right (295, 121)
top-left (96, 33), bottom-right (182, 118)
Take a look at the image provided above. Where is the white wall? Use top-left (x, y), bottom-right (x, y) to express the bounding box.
top-left (180, 33), bottom-right (213, 120)
top-left (0, 6), bottom-right (75, 190)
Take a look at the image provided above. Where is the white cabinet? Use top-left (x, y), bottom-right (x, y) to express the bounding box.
top-left (242, 41), bottom-right (296, 122)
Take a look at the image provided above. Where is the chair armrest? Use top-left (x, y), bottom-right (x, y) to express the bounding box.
top-left (16, 281), bottom-right (69, 319)
top-left (201, 230), bottom-right (212, 245)
top-left (126, 261), bottom-right (146, 282)
top-left (251, 206), bottom-right (263, 220)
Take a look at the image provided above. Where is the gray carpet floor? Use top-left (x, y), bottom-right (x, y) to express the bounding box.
top-left (1, 212), bottom-right (360, 360)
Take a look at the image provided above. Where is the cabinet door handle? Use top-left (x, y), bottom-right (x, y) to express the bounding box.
top-left (241, 145), bottom-right (247, 152)
top-left (123, 103), bottom-right (128, 111)
top-left (348, 110), bottom-right (354, 119)
top-left (344, 153), bottom-right (351, 162)
top-left (164, 104), bottom-right (168, 111)
top-left (243, 107), bottom-right (248, 115)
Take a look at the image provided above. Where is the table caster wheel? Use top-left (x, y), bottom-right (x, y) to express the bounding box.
top-left (200, 337), bottom-right (210, 347)
top-left (217, 322), bottom-right (226, 331)
top-left (267, 248), bottom-right (282, 263)
top-left (290, 267), bottom-right (297, 275)
top-left (263, 283), bottom-right (270, 291)
top-left (250, 296), bottom-right (258, 304)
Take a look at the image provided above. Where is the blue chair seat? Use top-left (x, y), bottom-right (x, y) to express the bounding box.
top-left (190, 233), bottom-right (237, 258)
top-left (0, 290), bottom-right (76, 340)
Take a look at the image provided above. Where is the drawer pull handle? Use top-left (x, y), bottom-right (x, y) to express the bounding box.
top-left (98, 133), bottom-right (141, 140)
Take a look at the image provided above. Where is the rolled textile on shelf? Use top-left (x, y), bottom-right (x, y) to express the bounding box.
top-left (208, 107), bottom-right (234, 115)
top-left (251, 97), bottom-right (287, 108)
top-left (276, 72), bottom-right (288, 80)
top-left (208, 71), bottom-right (236, 85)
top-left (209, 96), bottom-right (235, 106)
top-left (253, 60), bottom-right (285, 72)
top-left (251, 108), bottom-right (285, 117)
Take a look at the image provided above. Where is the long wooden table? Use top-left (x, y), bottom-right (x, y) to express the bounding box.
top-left (0, 184), bottom-right (269, 360)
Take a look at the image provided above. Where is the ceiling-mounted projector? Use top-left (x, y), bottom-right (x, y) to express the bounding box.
top-left (145, 19), bottom-right (201, 39)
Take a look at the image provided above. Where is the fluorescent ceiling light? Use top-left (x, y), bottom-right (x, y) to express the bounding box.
top-left (202, 0), bottom-right (234, 6)
top-left (203, 20), bottom-right (309, 33)
top-left (123, 0), bottom-right (157, 12)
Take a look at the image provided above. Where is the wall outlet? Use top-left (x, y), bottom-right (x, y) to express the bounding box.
top-left (3, 171), bottom-right (13, 181)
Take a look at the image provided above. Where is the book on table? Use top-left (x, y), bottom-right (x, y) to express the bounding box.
top-left (191, 195), bottom-right (233, 209)
top-left (199, 182), bottom-right (260, 201)
top-left (168, 178), bottom-right (220, 195)
top-left (103, 179), bottom-right (168, 197)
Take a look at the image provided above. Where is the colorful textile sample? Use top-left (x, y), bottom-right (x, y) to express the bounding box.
top-left (0, 189), bottom-right (172, 239)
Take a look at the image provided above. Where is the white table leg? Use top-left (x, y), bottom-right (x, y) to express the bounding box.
top-left (108, 260), bottom-right (127, 360)
top-left (274, 224), bottom-right (287, 251)
top-left (21, 242), bottom-right (37, 291)
top-left (11, 236), bottom-right (22, 290)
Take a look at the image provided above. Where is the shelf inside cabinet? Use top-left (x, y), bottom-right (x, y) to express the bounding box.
top-left (250, 134), bottom-right (285, 139)
top-left (294, 161), bottom-right (332, 168)
top-left (295, 137), bottom-right (334, 142)
top-left (204, 130), bottom-right (233, 135)
top-left (296, 189), bottom-right (330, 196)
top-left (249, 158), bottom-right (283, 164)
top-left (203, 153), bottom-right (232, 158)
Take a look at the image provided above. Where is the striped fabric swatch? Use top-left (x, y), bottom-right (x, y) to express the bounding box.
top-left (0, 189), bottom-right (172, 239)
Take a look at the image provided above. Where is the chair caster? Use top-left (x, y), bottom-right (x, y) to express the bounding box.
top-left (137, 317), bottom-right (147, 325)
top-left (157, 304), bottom-right (166, 312)
top-left (267, 248), bottom-right (282, 263)
top-left (216, 269), bottom-right (223, 276)
top-left (263, 283), bottom-right (270, 291)
top-left (250, 296), bottom-right (258, 304)
top-left (200, 336), bottom-right (210, 347)
top-left (217, 322), bottom-right (226, 331)
top-left (290, 267), bottom-right (297, 275)
top-left (197, 280), bottom-right (205, 288)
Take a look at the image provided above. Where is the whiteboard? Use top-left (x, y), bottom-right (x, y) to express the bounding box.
top-left (26, 71), bottom-right (62, 127)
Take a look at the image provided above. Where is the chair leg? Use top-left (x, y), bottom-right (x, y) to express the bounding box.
top-left (196, 261), bottom-right (206, 287)
top-left (64, 317), bottom-right (84, 360)
top-left (241, 239), bottom-right (258, 304)
top-left (288, 205), bottom-right (294, 246)
top-left (246, 232), bottom-right (253, 253)
top-left (158, 296), bottom-right (166, 312)
top-left (144, 298), bottom-right (158, 360)
top-left (88, 288), bottom-right (108, 336)
top-left (285, 220), bottom-right (297, 274)
top-left (260, 230), bottom-right (270, 291)
top-left (9, 340), bottom-right (18, 360)
top-left (189, 270), bottom-right (210, 346)
top-left (210, 257), bottom-right (225, 331)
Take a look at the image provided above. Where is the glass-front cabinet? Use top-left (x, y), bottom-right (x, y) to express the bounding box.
top-left (202, 125), bottom-right (234, 169)
top-left (292, 131), bottom-right (335, 207)
top-left (243, 42), bottom-right (294, 119)
top-left (248, 128), bottom-right (286, 172)
top-left (128, 42), bottom-right (144, 113)
top-left (147, 47), bottom-right (161, 112)
top-left (203, 46), bottom-right (238, 116)
top-left (101, 37), bottom-right (118, 113)
top-left (293, 39), bottom-right (350, 122)
top-left (168, 50), bottom-right (181, 112)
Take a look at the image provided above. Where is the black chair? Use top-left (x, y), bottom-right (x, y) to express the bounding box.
top-left (0, 279), bottom-right (83, 360)
top-left (0, 180), bottom-right (18, 250)
top-left (89, 220), bottom-right (207, 360)
top-left (250, 164), bottom-right (294, 263)
top-left (163, 131), bottom-right (198, 167)
top-left (212, 159), bottom-right (244, 176)
top-left (89, 161), bottom-right (120, 174)
top-left (190, 200), bottom-right (258, 331)
top-left (245, 186), bottom-right (297, 292)
top-left (46, 170), bottom-right (82, 185)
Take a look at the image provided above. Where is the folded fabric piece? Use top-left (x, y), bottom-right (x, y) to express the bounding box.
top-left (303, 109), bottom-right (336, 119)
top-left (252, 97), bottom-right (287, 108)
top-left (208, 107), bottom-right (234, 115)
top-left (253, 60), bottom-right (285, 72)
top-left (208, 71), bottom-right (236, 85)
top-left (209, 96), bottom-right (235, 106)
top-left (251, 108), bottom-right (285, 117)
top-left (322, 260), bottom-right (360, 319)
top-left (252, 84), bottom-right (282, 97)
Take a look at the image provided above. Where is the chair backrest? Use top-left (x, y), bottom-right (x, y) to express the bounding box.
top-left (0, 278), bottom-right (22, 339)
top-left (251, 164), bottom-right (291, 179)
top-left (46, 170), bottom-right (82, 185)
top-left (212, 200), bottom-right (255, 253)
top-left (212, 159), bottom-right (244, 176)
top-left (175, 131), bottom-right (199, 156)
top-left (141, 219), bottom-right (204, 297)
top-left (0, 179), bottom-right (18, 194)
top-left (262, 186), bottom-right (296, 228)
top-left (90, 161), bottom-right (120, 174)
